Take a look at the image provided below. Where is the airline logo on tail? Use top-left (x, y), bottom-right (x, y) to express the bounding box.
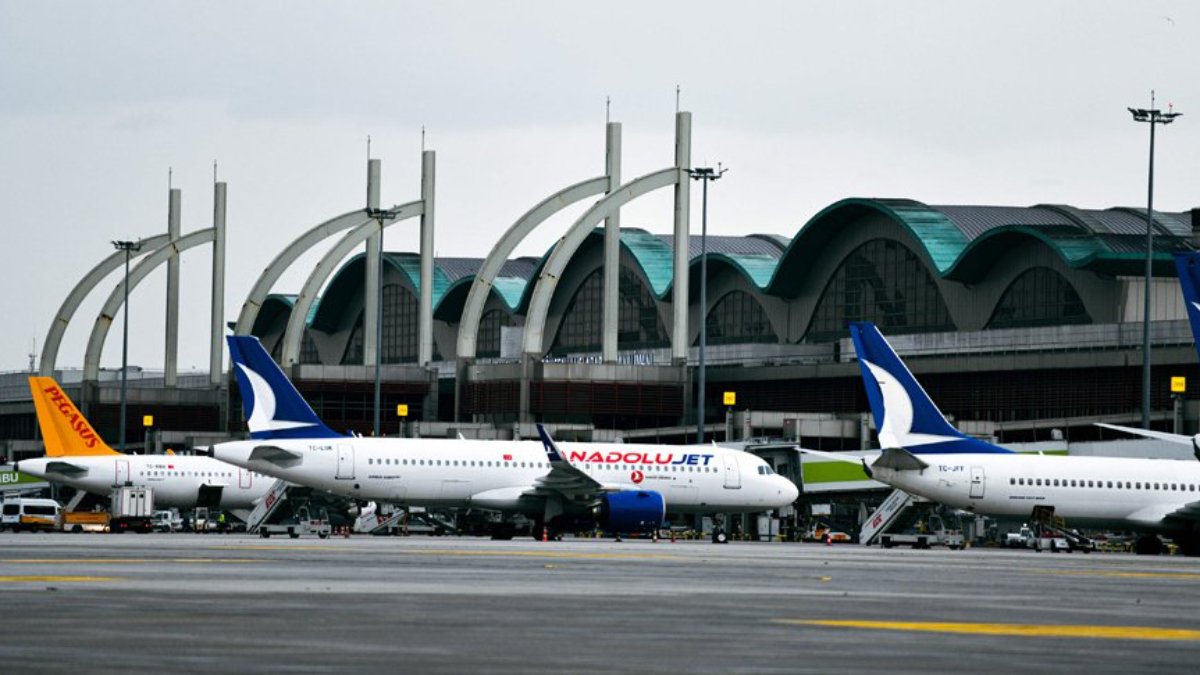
top-left (235, 363), bottom-right (324, 434)
top-left (227, 336), bottom-right (342, 440)
top-left (1174, 252), bottom-right (1200, 351)
top-left (849, 323), bottom-right (1011, 455)
top-left (29, 377), bottom-right (118, 457)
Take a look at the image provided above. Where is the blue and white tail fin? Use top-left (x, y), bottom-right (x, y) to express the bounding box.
top-left (227, 336), bottom-right (343, 440)
top-left (1175, 252), bottom-right (1200, 352)
top-left (849, 322), bottom-right (1011, 454)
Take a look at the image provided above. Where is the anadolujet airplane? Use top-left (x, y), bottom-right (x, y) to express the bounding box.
top-left (19, 377), bottom-right (273, 516)
top-left (804, 321), bottom-right (1200, 556)
top-left (212, 336), bottom-right (798, 539)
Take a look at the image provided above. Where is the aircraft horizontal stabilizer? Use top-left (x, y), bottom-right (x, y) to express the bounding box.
top-left (248, 446), bottom-right (304, 464)
top-left (44, 460), bottom-right (88, 476)
top-left (872, 448), bottom-right (929, 471)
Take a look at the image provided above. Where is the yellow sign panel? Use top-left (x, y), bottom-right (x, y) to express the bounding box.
top-left (396, 404), bottom-right (409, 417)
top-left (142, 415), bottom-right (154, 427)
top-left (723, 391), bottom-right (736, 406)
top-left (1171, 377), bottom-right (1187, 393)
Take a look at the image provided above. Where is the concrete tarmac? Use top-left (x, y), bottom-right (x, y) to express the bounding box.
top-left (2, 533), bottom-right (1199, 673)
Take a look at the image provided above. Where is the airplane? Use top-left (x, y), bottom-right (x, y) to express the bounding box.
top-left (1095, 251), bottom-right (1200, 456)
top-left (18, 376), bottom-right (275, 518)
top-left (801, 322), bottom-right (1200, 555)
top-left (211, 336), bottom-right (799, 540)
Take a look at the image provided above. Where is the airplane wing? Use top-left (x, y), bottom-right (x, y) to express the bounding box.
top-left (248, 445), bottom-right (304, 465)
top-left (1124, 500), bottom-right (1200, 528)
top-left (44, 460), bottom-right (88, 476)
top-left (531, 424), bottom-right (608, 497)
top-left (1094, 423), bottom-right (1194, 446)
top-left (797, 448), bottom-right (875, 464)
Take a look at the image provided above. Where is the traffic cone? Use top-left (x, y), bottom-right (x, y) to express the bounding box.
top-left (825, 532), bottom-right (832, 546)
top-left (542, 526), bottom-right (548, 542)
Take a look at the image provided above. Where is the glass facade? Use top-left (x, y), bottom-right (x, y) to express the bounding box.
top-left (807, 238), bottom-right (954, 342)
top-left (702, 290), bottom-right (778, 345)
top-left (341, 284), bottom-right (423, 364)
top-left (550, 267), bottom-right (668, 356)
top-left (986, 267), bottom-right (1090, 329)
top-left (477, 309), bottom-right (511, 358)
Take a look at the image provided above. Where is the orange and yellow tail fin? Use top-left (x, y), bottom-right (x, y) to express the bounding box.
top-left (29, 376), bottom-right (119, 457)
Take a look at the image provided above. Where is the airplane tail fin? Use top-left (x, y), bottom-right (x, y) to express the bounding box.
top-left (1174, 252), bottom-right (1200, 350)
top-left (28, 377), bottom-right (120, 457)
top-left (226, 336), bottom-right (343, 439)
top-left (848, 322), bottom-right (1011, 454)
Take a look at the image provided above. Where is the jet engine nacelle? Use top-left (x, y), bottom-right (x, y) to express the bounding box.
top-left (597, 490), bottom-right (666, 533)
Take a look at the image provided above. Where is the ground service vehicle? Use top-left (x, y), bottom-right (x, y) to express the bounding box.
top-left (60, 510), bottom-right (110, 533)
top-left (110, 486), bottom-right (154, 533)
top-left (1, 498), bottom-right (61, 532)
top-left (879, 514), bottom-right (965, 549)
top-left (259, 505), bottom-right (331, 539)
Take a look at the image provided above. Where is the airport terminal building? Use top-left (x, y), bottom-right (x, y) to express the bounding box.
top-left (3, 194), bottom-right (1197, 463)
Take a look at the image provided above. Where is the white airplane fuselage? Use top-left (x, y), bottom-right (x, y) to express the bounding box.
top-left (214, 437), bottom-right (798, 514)
top-left (18, 454), bottom-right (272, 510)
top-left (873, 452), bottom-right (1200, 532)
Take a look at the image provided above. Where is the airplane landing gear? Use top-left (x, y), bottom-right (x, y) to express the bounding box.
top-left (1134, 534), bottom-right (1164, 555)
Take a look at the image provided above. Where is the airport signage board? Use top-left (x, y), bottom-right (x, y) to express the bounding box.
top-left (1171, 377), bottom-right (1186, 393)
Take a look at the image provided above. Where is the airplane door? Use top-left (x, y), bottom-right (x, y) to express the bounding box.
top-left (722, 455), bottom-right (741, 489)
top-left (336, 445), bottom-right (355, 480)
top-left (239, 468), bottom-right (252, 489)
top-left (115, 460), bottom-right (131, 486)
top-left (970, 466), bottom-right (985, 499)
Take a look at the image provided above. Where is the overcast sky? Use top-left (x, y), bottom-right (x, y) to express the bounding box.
top-left (1, 1), bottom-right (1197, 374)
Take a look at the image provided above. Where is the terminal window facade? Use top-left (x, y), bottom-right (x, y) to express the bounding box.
top-left (702, 290), bottom-right (778, 345)
top-left (806, 238), bottom-right (954, 342)
top-left (300, 332), bottom-right (321, 364)
top-left (986, 267), bottom-right (1090, 329)
top-left (477, 309), bottom-right (511, 358)
top-left (550, 267), bottom-right (668, 356)
top-left (342, 284), bottom-right (421, 364)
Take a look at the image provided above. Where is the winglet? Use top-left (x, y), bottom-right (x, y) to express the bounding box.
top-left (226, 336), bottom-right (343, 440)
top-left (28, 376), bottom-right (119, 457)
top-left (536, 423), bottom-right (565, 463)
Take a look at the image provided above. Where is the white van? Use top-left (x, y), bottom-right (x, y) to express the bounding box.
top-left (1, 498), bottom-right (62, 532)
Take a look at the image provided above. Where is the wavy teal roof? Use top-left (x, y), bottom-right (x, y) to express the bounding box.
top-left (768, 198), bottom-right (1190, 295)
top-left (310, 252), bottom-right (454, 332)
top-left (251, 294), bottom-right (320, 336)
top-left (510, 228), bottom-right (787, 312)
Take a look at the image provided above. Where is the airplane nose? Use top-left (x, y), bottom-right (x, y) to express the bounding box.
top-left (781, 477), bottom-right (799, 504)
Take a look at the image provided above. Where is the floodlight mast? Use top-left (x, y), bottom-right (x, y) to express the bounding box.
top-left (1128, 92), bottom-right (1182, 429)
top-left (688, 165), bottom-right (727, 443)
top-left (112, 239), bottom-right (143, 454)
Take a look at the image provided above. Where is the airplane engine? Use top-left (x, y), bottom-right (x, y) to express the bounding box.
top-left (596, 490), bottom-right (665, 533)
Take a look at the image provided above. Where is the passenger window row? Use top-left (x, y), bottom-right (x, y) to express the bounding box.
top-left (364, 457), bottom-right (720, 474)
top-left (1009, 477), bottom-right (1198, 492)
top-left (367, 458), bottom-right (549, 469)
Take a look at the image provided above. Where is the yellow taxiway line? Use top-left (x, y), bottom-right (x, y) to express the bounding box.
top-left (1034, 569), bottom-right (1200, 581)
top-left (776, 619), bottom-right (1200, 642)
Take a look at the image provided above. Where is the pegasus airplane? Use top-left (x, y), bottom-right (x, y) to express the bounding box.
top-left (19, 377), bottom-right (273, 516)
top-left (803, 322), bottom-right (1200, 555)
top-left (212, 336), bottom-right (797, 538)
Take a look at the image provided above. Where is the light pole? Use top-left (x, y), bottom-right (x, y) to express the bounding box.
top-left (368, 208), bottom-right (400, 437)
top-left (1129, 92), bottom-right (1182, 429)
top-left (112, 240), bottom-right (142, 453)
top-left (689, 166), bottom-right (726, 444)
